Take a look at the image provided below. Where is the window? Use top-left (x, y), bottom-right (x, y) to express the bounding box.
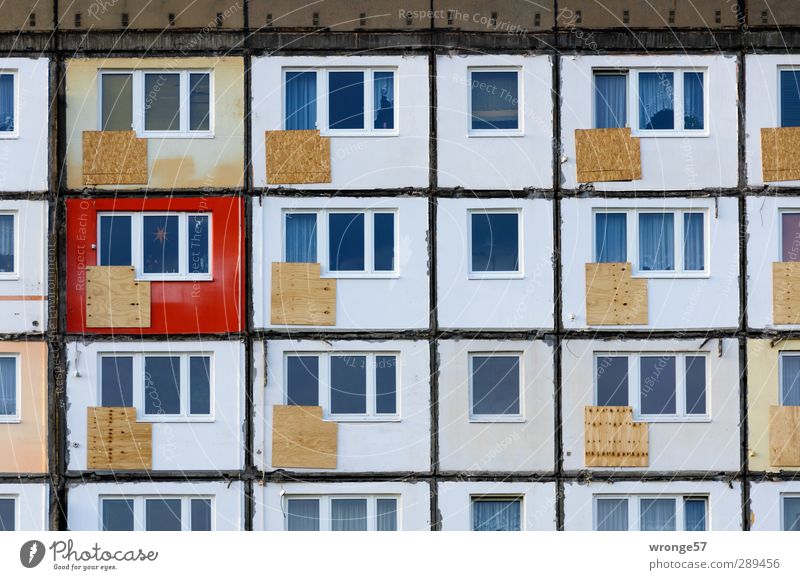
top-left (594, 72), bottom-right (627, 129)
top-left (285, 496), bottom-right (398, 531)
top-left (469, 69), bottom-right (521, 134)
top-left (783, 496), bottom-right (800, 531)
top-left (282, 68), bottom-right (396, 134)
top-left (469, 210), bottom-right (521, 276)
top-left (101, 496), bottom-right (212, 531)
top-left (780, 353), bottom-right (800, 406)
top-left (469, 354), bottom-right (522, 421)
top-left (0, 497), bottom-right (14, 531)
top-left (0, 356), bottom-right (18, 421)
top-left (283, 209), bottom-right (397, 276)
top-left (593, 209), bottom-right (707, 275)
top-left (0, 71), bottom-right (16, 136)
top-left (99, 70), bottom-right (212, 137)
top-left (99, 353), bottom-right (212, 420)
top-left (0, 213), bottom-right (17, 275)
top-left (471, 497), bottom-right (522, 531)
top-left (594, 353), bottom-right (708, 420)
top-left (97, 213), bottom-right (211, 280)
top-left (594, 496), bottom-right (707, 531)
top-left (285, 353), bottom-right (398, 420)
top-left (780, 211), bottom-right (800, 262)
top-left (780, 69), bottom-right (800, 128)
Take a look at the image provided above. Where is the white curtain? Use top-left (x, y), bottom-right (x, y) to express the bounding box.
top-left (596, 498), bottom-right (628, 531)
top-left (286, 499), bottom-right (319, 531)
top-left (285, 71), bottom-right (317, 130)
top-left (376, 499), bottom-right (398, 531)
top-left (595, 213), bottom-right (627, 262)
top-left (0, 357), bottom-right (15, 416)
top-left (472, 499), bottom-right (521, 531)
top-left (640, 498), bottom-right (676, 531)
top-left (782, 356), bottom-right (800, 406)
top-left (594, 74), bottom-right (627, 129)
top-left (331, 499), bottom-right (367, 531)
top-left (638, 72), bottom-right (674, 130)
top-left (639, 213), bottom-right (674, 271)
top-left (684, 499), bottom-right (706, 531)
top-left (285, 214), bottom-right (317, 263)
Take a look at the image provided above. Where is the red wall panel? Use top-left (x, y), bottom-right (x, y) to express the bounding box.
top-left (66, 197), bottom-right (244, 334)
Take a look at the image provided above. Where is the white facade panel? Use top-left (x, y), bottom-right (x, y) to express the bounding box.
top-left (0, 483), bottom-right (48, 531)
top-left (750, 481), bottom-right (800, 531)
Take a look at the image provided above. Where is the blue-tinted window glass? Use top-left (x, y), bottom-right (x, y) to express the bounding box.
top-left (683, 72), bottom-right (704, 130)
top-left (285, 214), bottom-right (317, 263)
top-left (331, 355), bottom-right (367, 414)
top-left (0, 215), bottom-right (14, 272)
top-left (0, 357), bottom-right (15, 416)
top-left (145, 498), bottom-right (182, 531)
top-left (596, 356), bottom-right (629, 406)
top-left (685, 356), bottom-right (707, 415)
top-left (143, 215), bottom-right (179, 274)
top-left (684, 499), bottom-right (707, 531)
top-left (374, 213), bottom-right (395, 271)
top-left (376, 355), bottom-right (397, 414)
top-left (471, 356), bottom-right (520, 416)
top-left (287, 499), bottom-right (320, 531)
top-left (329, 213), bottom-right (365, 271)
top-left (101, 356), bottom-right (134, 407)
top-left (376, 498), bottom-right (398, 531)
top-left (189, 73), bottom-right (210, 131)
top-left (331, 498), bottom-right (367, 531)
top-left (596, 498), bottom-right (628, 531)
top-left (471, 71), bottom-right (519, 130)
top-left (102, 499), bottom-right (134, 531)
top-left (189, 356), bottom-right (211, 415)
top-left (0, 74), bottom-right (14, 132)
top-left (144, 73), bottom-right (180, 131)
top-left (639, 213), bottom-right (675, 271)
top-left (784, 497), bottom-right (800, 531)
top-left (683, 213), bottom-right (705, 271)
top-left (639, 72), bottom-right (674, 130)
top-left (594, 74), bottom-right (627, 129)
top-left (190, 499), bottom-right (212, 531)
top-left (781, 355), bottom-right (800, 406)
top-left (472, 499), bottom-right (521, 531)
top-left (285, 71), bottom-right (317, 130)
top-left (329, 71), bottom-right (364, 129)
top-left (0, 498), bottom-right (14, 531)
top-left (471, 213), bottom-right (519, 272)
top-left (781, 70), bottom-right (800, 128)
top-left (373, 72), bottom-right (394, 129)
top-left (595, 213), bottom-right (627, 263)
top-left (287, 356), bottom-right (319, 406)
top-left (188, 215), bottom-right (209, 274)
top-left (640, 356), bottom-right (677, 415)
top-left (99, 215), bottom-right (132, 266)
top-left (144, 356), bottom-right (181, 415)
top-left (640, 498), bottom-right (676, 531)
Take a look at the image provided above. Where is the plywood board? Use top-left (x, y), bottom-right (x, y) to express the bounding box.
top-left (87, 407), bottom-right (152, 471)
top-left (585, 406), bottom-right (649, 467)
top-left (773, 262), bottom-right (800, 324)
top-left (86, 266), bottom-right (151, 328)
top-left (585, 262), bottom-right (648, 326)
top-left (82, 131), bottom-right (148, 186)
top-left (769, 405), bottom-right (800, 467)
top-left (266, 130), bottom-right (331, 184)
top-left (272, 405), bottom-right (337, 469)
top-left (761, 127), bottom-right (800, 182)
top-left (271, 262), bottom-right (336, 326)
top-left (575, 127), bottom-right (641, 183)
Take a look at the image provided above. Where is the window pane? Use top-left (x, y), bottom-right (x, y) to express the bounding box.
top-left (640, 498), bottom-right (676, 531)
top-left (782, 213), bottom-right (800, 262)
top-left (685, 356), bottom-right (707, 415)
top-left (639, 213), bottom-right (675, 271)
top-left (375, 355), bottom-right (397, 414)
top-left (329, 213), bottom-right (365, 271)
top-left (595, 213), bottom-right (627, 263)
top-left (781, 70), bottom-right (800, 128)
top-left (101, 74), bottom-right (132, 131)
top-left (472, 499), bottom-right (521, 531)
top-left (373, 72), bottom-right (395, 129)
top-left (373, 213), bottom-right (395, 271)
top-left (0, 215), bottom-right (13, 272)
top-left (0, 74), bottom-right (13, 132)
top-left (187, 215), bottom-right (210, 274)
top-left (784, 497), bottom-right (800, 531)
top-left (683, 213), bottom-right (705, 271)
top-left (190, 499), bottom-right (212, 531)
top-left (331, 498), bottom-right (367, 531)
top-left (471, 356), bottom-right (520, 416)
top-left (143, 215), bottom-right (180, 274)
top-left (189, 73), bottom-right (210, 131)
top-left (0, 498), bottom-right (14, 531)
top-left (329, 71), bottom-right (364, 130)
top-left (189, 356), bottom-right (211, 415)
top-left (640, 356), bottom-right (677, 415)
top-left (144, 356), bottom-right (181, 415)
top-left (146, 498), bottom-right (182, 531)
top-left (286, 356), bottom-right (319, 406)
top-left (376, 498), bottom-right (398, 531)
top-left (285, 71), bottom-right (317, 130)
top-left (471, 71), bottom-right (519, 130)
top-left (144, 73), bottom-right (180, 131)
top-left (102, 499), bottom-right (134, 531)
top-left (781, 355), bottom-right (800, 406)
top-left (0, 357), bottom-right (15, 416)
top-left (285, 213), bottom-right (317, 263)
top-left (683, 72), bottom-right (704, 130)
top-left (596, 498), bottom-right (628, 531)
top-left (596, 356), bottom-right (629, 406)
top-left (330, 355), bottom-right (367, 414)
top-left (99, 215), bottom-right (132, 266)
top-left (594, 74), bottom-right (627, 129)
top-left (471, 213), bottom-right (519, 272)
top-left (287, 499), bottom-right (319, 531)
top-left (638, 72), bottom-right (674, 130)
top-left (684, 498), bottom-right (707, 531)
top-left (101, 356), bottom-right (133, 407)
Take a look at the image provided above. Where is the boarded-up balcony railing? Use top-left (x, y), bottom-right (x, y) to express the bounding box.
top-left (265, 129), bottom-right (331, 184)
top-left (575, 127), bottom-right (641, 183)
top-left (584, 406), bottom-right (648, 467)
top-left (761, 127), bottom-right (800, 182)
top-left (85, 266), bottom-right (151, 328)
top-left (87, 407), bottom-right (152, 471)
top-left (585, 262), bottom-right (648, 326)
top-left (271, 262), bottom-right (336, 326)
top-left (769, 405), bottom-right (800, 467)
top-left (82, 130), bottom-right (148, 186)
top-left (271, 405), bottom-right (337, 469)
top-left (772, 262), bottom-right (800, 324)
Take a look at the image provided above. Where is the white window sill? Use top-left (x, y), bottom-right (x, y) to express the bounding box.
top-left (138, 131), bottom-right (215, 140)
top-left (319, 130), bottom-right (399, 138)
top-left (468, 272), bottom-right (524, 280)
top-left (0, 416), bottom-right (20, 423)
top-left (326, 416), bottom-right (401, 423)
top-left (469, 416), bottom-right (525, 423)
top-left (0, 273), bottom-right (20, 281)
top-left (0, 132), bottom-right (19, 140)
top-left (139, 416), bottom-right (215, 423)
top-left (467, 130), bottom-right (524, 138)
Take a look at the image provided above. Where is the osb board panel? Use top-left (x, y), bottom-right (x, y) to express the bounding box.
top-left (265, 130), bottom-right (331, 184)
top-left (272, 405), bottom-right (337, 469)
top-left (769, 406), bottom-right (800, 467)
top-left (87, 407), bottom-right (152, 471)
top-left (575, 128), bottom-right (641, 183)
top-left (585, 262), bottom-right (648, 326)
top-left (82, 131), bottom-right (148, 186)
top-left (86, 266), bottom-right (151, 328)
top-left (585, 406), bottom-right (649, 468)
top-left (762, 128), bottom-right (800, 182)
top-left (773, 262), bottom-right (800, 325)
top-left (271, 262), bottom-right (336, 326)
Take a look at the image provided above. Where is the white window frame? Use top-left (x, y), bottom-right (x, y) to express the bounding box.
top-left (97, 69), bottom-right (215, 138)
top-left (98, 352), bottom-right (214, 422)
top-left (594, 352), bottom-right (710, 423)
top-left (0, 210), bottom-right (19, 280)
top-left (281, 209), bottom-right (399, 279)
top-left (467, 208), bottom-right (524, 280)
top-left (627, 68), bottom-right (709, 138)
top-left (0, 495), bottom-right (16, 531)
top-left (0, 70), bottom-right (19, 139)
top-left (467, 66), bottom-right (524, 137)
top-left (778, 67), bottom-right (800, 128)
top-left (781, 494), bottom-right (800, 531)
top-left (284, 352), bottom-right (401, 422)
top-left (470, 495), bottom-right (525, 531)
top-left (592, 208), bottom-right (711, 278)
top-left (468, 352), bottom-right (524, 423)
top-left (0, 354), bottom-right (21, 423)
top-left (593, 495), bottom-right (709, 531)
top-left (99, 495), bottom-right (215, 531)
top-left (283, 495), bottom-right (400, 531)
top-left (96, 212), bottom-right (213, 281)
